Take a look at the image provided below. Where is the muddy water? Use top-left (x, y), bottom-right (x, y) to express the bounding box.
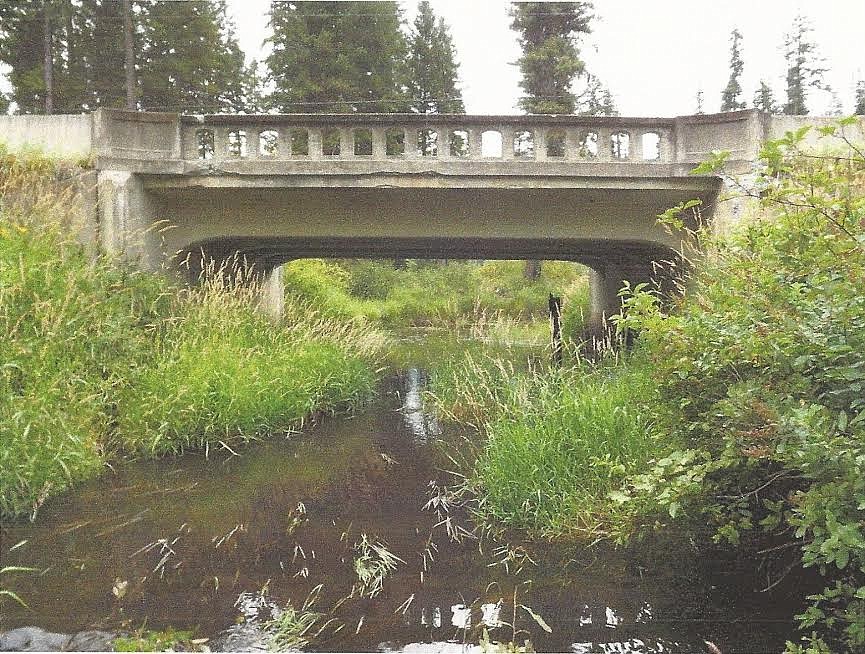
top-left (1, 342), bottom-right (803, 653)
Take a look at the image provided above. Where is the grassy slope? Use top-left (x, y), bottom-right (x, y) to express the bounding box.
top-left (0, 152), bottom-right (383, 520)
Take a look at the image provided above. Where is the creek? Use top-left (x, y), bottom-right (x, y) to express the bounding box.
top-left (0, 333), bottom-right (803, 653)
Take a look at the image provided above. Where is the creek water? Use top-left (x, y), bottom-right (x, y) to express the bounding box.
top-left (1, 336), bottom-right (804, 653)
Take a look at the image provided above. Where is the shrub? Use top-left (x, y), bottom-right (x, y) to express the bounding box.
top-left (612, 120), bottom-right (865, 651)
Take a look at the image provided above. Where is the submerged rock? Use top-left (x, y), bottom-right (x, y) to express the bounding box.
top-left (0, 626), bottom-right (115, 652)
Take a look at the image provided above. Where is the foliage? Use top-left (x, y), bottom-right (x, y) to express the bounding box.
top-left (407, 1), bottom-right (464, 115)
top-left (856, 80), bottom-right (865, 116)
top-left (266, 585), bottom-right (330, 652)
top-left (754, 80), bottom-right (779, 114)
top-left (0, 150), bottom-right (382, 520)
top-left (137, 0), bottom-right (249, 112)
top-left (282, 259), bottom-right (589, 329)
top-left (351, 534), bottom-right (404, 598)
top-left (509, 2), bottom-right (593, 114)
top-left (265, 1), bottom-right (409, 113)
top-left (612, 121), bottom-right (865, 651)
top-left (0, 0), bottom-right (250, 114)
top-left (720, 28), bottom-right (746, 112)
top-left (782, 14), bottom-right (829, 116)
top-left (113, 627), bottom-right (203, 652)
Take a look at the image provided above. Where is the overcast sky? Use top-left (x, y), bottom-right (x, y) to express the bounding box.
top-left (2, 1), bottom-right (863, 116)
top-left (230, 0), bottom-right (864, 116)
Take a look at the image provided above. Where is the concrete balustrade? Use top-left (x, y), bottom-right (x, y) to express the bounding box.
top-left (178, 115), bottom-right (679, 165)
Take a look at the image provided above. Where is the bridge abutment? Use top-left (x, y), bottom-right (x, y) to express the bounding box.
top-left (97, 170), bottom-right (162, 271)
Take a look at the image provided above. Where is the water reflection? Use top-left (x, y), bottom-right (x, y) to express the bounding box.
top-left (400, 368), bottom-right (442, 442)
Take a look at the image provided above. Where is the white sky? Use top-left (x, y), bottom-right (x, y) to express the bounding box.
top-left (230, 0), bottom-right (864, 116)
top-left (2, 0), bottom-right (863, 116)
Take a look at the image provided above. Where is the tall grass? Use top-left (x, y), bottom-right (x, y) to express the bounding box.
top-left (0, 149), bottom-right (383, 521)
top-left (430, 356), bottom-right (657, 539)
top-left (282, 259), bottom-right (590, 330)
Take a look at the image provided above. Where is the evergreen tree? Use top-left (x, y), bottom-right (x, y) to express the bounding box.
top-left (509, 2), bottom-right (593, 114)
top-left (695, 88), bottom-right (705, 114)
top-left (855, 80), bottom-right (865, 115)
top-left (576, 74), bottom-right (617, 116)
top-left (0, 90), bottom-right (8, 114)
top-left (265, 1), bottom-right (409, 113)
top-left (720, 28), bottom-right (745, 112)
top-left (0, 0), bottom-right (250, 114)
top-left (137, 0), bottom-right (246, 112)
top-left (406, 1), bottom-right (463, 114)
top-left (782, 14), bottom-right (828, 116)
top-left (753, 80), bottom-right (778, 113)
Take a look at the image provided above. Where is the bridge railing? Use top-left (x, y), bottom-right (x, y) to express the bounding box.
top-left (178, 115), bottom-right (678, 165)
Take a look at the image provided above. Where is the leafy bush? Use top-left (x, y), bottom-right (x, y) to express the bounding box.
top-left (612, 120), bottom-right (865, 651)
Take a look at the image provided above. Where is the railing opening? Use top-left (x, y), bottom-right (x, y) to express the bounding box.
top-left (546, 129), bottom-right (566, 158)
top-left (259, 130), bottom-right (278, 157)
top-left (611, 131), bottom-right (630, 160)
top-left (322, 129), bottom-right (341, 156)
top-left (227, 130), bottom-right (247, 158)
top-left (354, 129), bottom-right (373, 156)
top-left (481, 130), bottom-right (502, 158)
top-left (642, 132), bottom-right (661, 160)
top-left (386, 128), bottom-right (405, 156)
top-left (578, 131), bottom-right (599, 158)
top-left (450, 130), bottom-right (469, 157)
top-left (513, 130), bottom-right (535, 159)
top-left (417, 129), bottom-right (438, 156)
top-left (290, 129), bottom-right (309, 156)
top-left (196, 129), bottom-right (214, 160)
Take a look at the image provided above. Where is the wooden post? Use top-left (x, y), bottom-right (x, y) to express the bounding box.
top-left (549, 293), bottom-right (563, 366)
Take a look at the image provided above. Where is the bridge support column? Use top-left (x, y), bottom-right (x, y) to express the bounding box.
top-left (257, 266), bottom-right (284, 322)
top-left (97, 170), bottom-right (162, 271)
top-left (587, 263), bottom-right (625, 335)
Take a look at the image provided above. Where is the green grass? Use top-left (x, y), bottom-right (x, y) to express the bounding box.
top-left (0, 151), bottom-right (383, 521)
top-left (430, 355), bottom-right (658, 539)
top-left (282, 258), bottom-right (590, 330)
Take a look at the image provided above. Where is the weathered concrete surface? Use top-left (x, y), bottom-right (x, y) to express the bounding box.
top-left (0, 114), bottom-right (92, 158)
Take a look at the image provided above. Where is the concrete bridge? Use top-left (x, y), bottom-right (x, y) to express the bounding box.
top-left (0, 108), bottom-right (848, 327)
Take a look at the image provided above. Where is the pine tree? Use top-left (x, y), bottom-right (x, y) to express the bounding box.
top-left (695, 88), bottom-right (705, 114)
top-left (406, 1), bottom-right (464, 114)
top-left (720, 28), bottom-right (745, 112)
top-left (576, 74), bottom-right (617, 116)
top-left (137, 0), bottom-right (246, 112)
top-left (0, 91), bottom-right (8, 114)
top-left (0, 0), bottom-right (249, 114)
top-left (753, 80), bottom-right (778, 114)
top-left (782, 14), bottom-right (828, 116)
top-left (509, 2), bottom-right (593, 114)
top-left (855, 80), bottom-right (865, 115)
top-left (265, 1), bottom-right (409, 113)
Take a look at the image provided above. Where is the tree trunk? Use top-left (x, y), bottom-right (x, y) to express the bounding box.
top-left (523, 259), bottom-right (541, 280)
top-left (122, 0), bottom-right (136, 110)
top-left (43, 3), bottom-right (54, 114)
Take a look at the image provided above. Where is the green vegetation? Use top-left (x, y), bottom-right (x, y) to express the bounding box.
top-left (613, 122), bottom-right (865, 652)
top-left (431, 121), bottom-right (865, 651)
top-left (283, 258), bottom-right (588, 329)
top-left (0, 149), bottom-right (382, 521)
top-left (113, 627), bottom-right (204, 652)
top-left (267, 586), bottom-right (329, 652)
top-left (431, 356), bottom-right (655, 538)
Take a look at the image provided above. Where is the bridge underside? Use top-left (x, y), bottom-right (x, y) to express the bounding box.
top-left (104, 176), bottom-right (720, 328)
